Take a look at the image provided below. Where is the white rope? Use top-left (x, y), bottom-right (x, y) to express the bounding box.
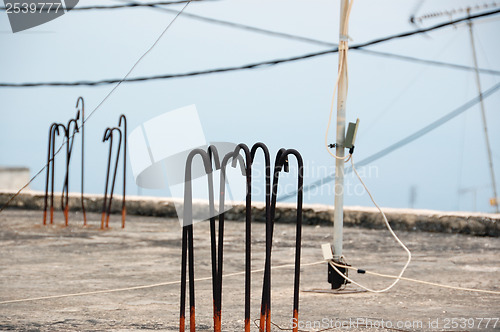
top-left (327, 156), bottom-right (499, 295)
top-left (0, 261), bottom-right (324, 305)
top-left (330, 260), bottom-right (500, 295)
top-left (325, 155), bottom-right (412, 293)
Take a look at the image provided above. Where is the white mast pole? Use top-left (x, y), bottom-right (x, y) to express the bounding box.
top-left (333, 0), bottom-right (350, 260)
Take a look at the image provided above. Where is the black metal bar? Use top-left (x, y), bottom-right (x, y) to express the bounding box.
top-left (269, 149), bottom-right (303, 332)
top-left (45, 123), bottom-right (66, 225)
top-left (206, 144), bottom-right (221, 332)
top-left (180, 225), bottom-right (188, 332)
top-left (101, 127), bottom-right (122, 228)
top-left (235, 144), bottom-right (252, 332)
top-left (118, 115), bottom-right (127, 228)
top-left (259, 148), bottom-right (288, 331)
top-left (250, 142), bottom-right (271, 332)
top-left (101, 128), bottom-right (113, 229)
top-left (187, 222), bottom-right (195, 332)
top-left (105, 128), bottom-right (122, 228)
top-left (215, 144), bottom-right (251, 332)
top-left (180, 148), bottom-right (214, 332)
top-left (50, 124), bottom-right (65, 224)
top-left (43, 123), bottom-right (58, 225)
top-left (61, 117), bottom-right (79, 226)
top-left (76, 97), bottom-right (87, 226)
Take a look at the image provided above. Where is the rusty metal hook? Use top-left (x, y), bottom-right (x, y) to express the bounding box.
top-left (118, 114), bottom-right (127, 228)
top-left (258, 147), bottom-right (289, 332)
top-left (180, 148), bottom-right (215, 332)
top-left (101, 127), bottom-right (122, 229)
top-left (43, 123), bottom-right (66, 225)
top-left (76, 97), bottom-right (87, 226)
top-left (250, 143), bottom-right (272, 332)
top-left (178, 143), bottom-right (302, 332)
top-left (266, 149), bottom-right (303, 332)
top-left (61, 117), bottom-right (79, 226)
top-left (43, 123), bottom-right (60, 225)
top-left (233, 144), bottom-right (252, 332)
top-left (206, 144), bottom-right (247, 331)
top-left (206, 144), bottom-right (221, 331)
top-left (213, 144), bottom-right (252, 332)
top-left (207, 144), bottom-right (221, 170)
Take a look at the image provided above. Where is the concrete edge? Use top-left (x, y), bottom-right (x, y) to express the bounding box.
top-left (1, 191), bottom-right (498, 236)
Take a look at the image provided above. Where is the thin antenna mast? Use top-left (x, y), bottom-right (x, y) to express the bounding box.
top-left (466, 9), bottom-right (499, 213)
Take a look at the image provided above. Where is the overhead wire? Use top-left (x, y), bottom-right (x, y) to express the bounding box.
top-left (3, 0), bottom-right (495, 76)
top-left (117, 0), bottom-right (500, 76)
top-left (278, 81), bottom-right (500, 202)
top-left (361, 31), bottom-right (460, 137)
top-left (1, 8), bottom-right (499, 88)
top-left (5, 0), bottom-right (496, 76)
top-left (455, 83), bottom-right (468, 210)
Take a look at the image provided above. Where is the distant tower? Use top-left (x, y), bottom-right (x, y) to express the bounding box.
top-left (409, 185), bottom-right (417, 209)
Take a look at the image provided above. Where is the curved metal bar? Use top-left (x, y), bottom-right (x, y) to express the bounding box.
top-left (118, 115), bottom-right (127, 228)
top-left (61, 117), bottom-right (79, 226)
top-left (234, 144), bottom-right (252, 332)
top-left (105, 128), bottom-right (122, 228)
top-left (76, 97), bottom-right (87, 225)
top-left (102, 127), bottom-right (122, 229)
top-left (206, 144), bottom-right (245, 332)
top-left (180, 148), bottom-right (214, 332)
top-left (259, 147), bottom-right (288, 331)
top-left (207, 144), bottom-right (221, 170)
top-left (215, 144), bottom-right (252, 332)
top-left (101, 128), bottom-right (113, 229)
top-left (43, 123), bottom-right (58, 225)
top-left (206, 144), bottom-right (220, 331)
top-left (49, 124), bottom-right (66, 225)
top-left (250, 143), bottom-right (272, 332)
top-left (269, 149), bottom-right (303, 332)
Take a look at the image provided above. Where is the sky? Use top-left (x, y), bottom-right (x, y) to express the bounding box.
top-left (0, 0), bottom-right (499, 213)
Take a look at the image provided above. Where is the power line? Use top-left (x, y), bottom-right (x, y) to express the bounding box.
top-left (278, 81), bottom-right (500, 202)
top-left (0, 0), bottom-right (209, 11)
top-left (355, 48), bottom-right (500, 76)
top-left (135, 2), bottom-right (500, 76)
top-left (1, 8), bottom-right (500, 88)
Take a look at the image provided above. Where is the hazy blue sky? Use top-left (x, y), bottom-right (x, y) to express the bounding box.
top-left (0, 0), bottom-right (499, 213)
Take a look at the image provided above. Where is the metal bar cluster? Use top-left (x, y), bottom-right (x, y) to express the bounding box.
top-left (43, 99), bottom-right (81, 226)
top-left (101, 115), bottom-right (127, 229)
top-left (42, 98), bottom-right (127, 229)
top-left (179, 142), bottom-right (303, 332)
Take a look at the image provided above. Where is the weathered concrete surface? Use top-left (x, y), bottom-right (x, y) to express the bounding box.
top-left (1, 191), bottom-right (499, 236)
top-left (0, 210), bottom-right (499, 331)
